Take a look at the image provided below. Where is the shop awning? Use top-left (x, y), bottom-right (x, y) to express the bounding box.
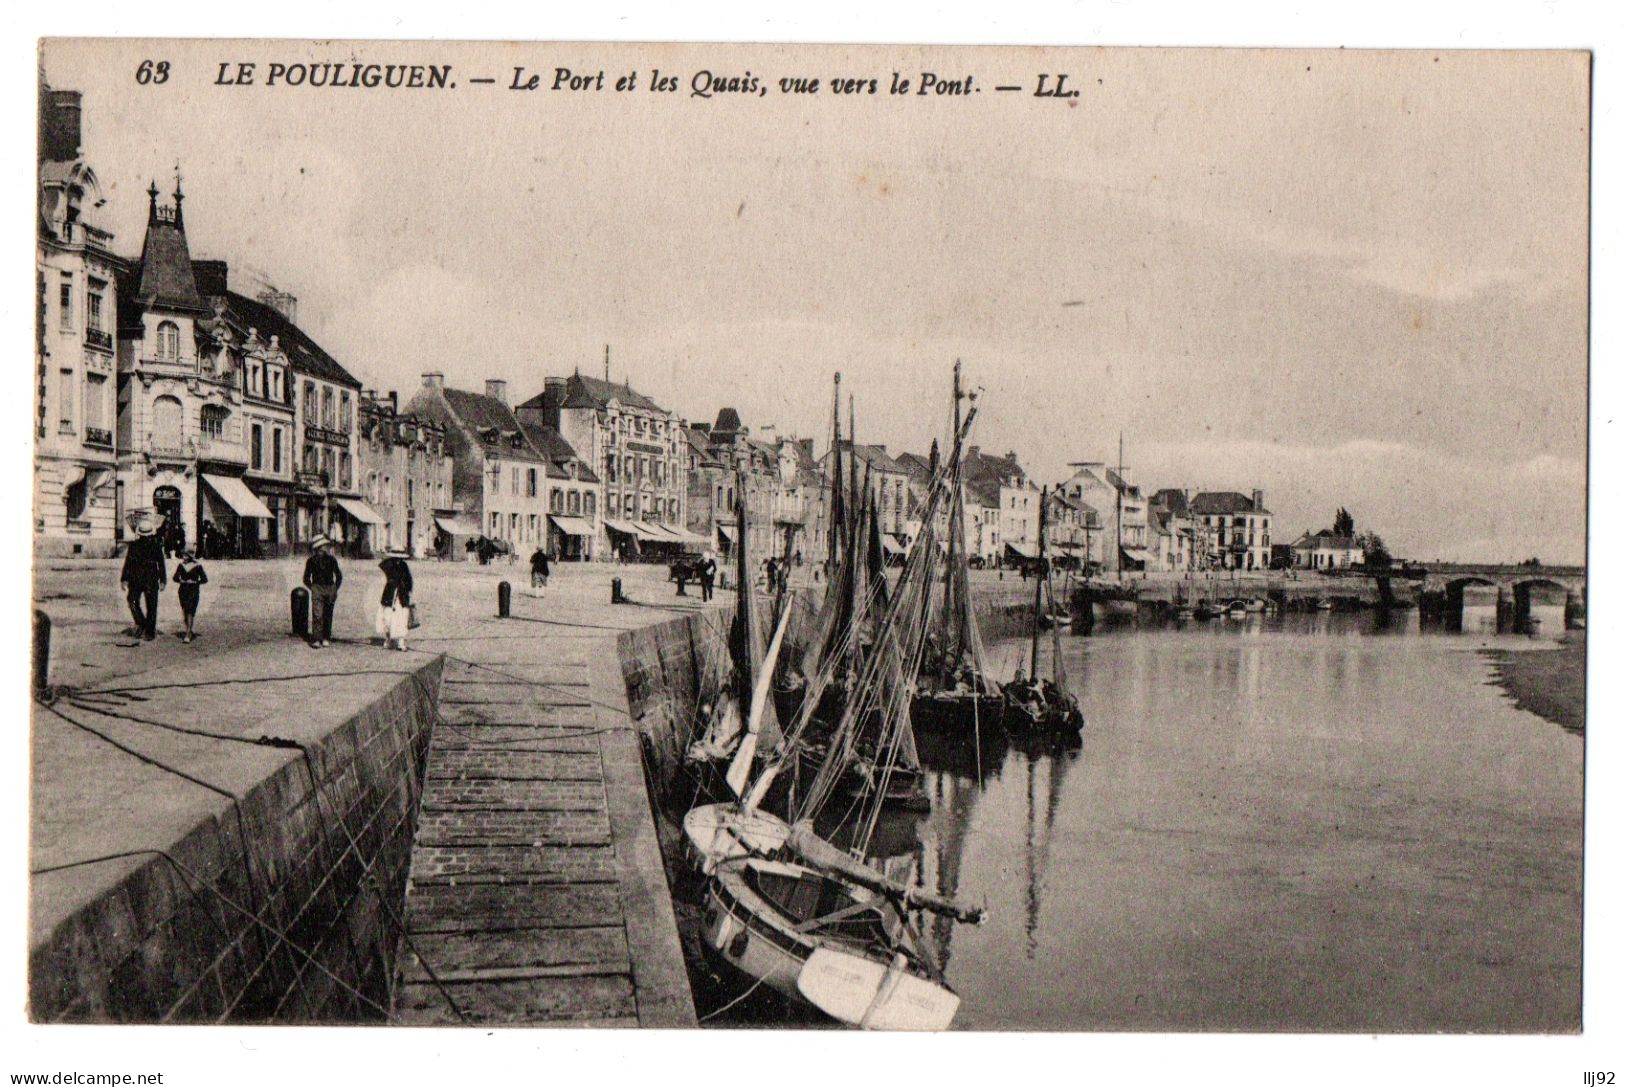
top-left (638, 522), bottom-right (686, 543)
top-left (434, 516), bottom-right (481, 536)
top-left (332, 496), bottom-right (387, 526)
top-left (549, 515), bottom-right (595, 538)
top-left (669, 528), bottom-right (711, 549)
top-left (1120, 546), bottom-right (1154, 564)
top-left (881, 534), bottom-right (907, 556)
top-left (1004, 541), bottom-right (1037, 559)
top-left (201, 474), bottom-right (273, 519)
top-left (716, 523), bottom-right (737, 543)
top-left (603, 518), bottom-right (644, 538)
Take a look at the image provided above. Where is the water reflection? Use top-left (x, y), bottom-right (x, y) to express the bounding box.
top-left (917, 615), bottom-right (1580, 1031)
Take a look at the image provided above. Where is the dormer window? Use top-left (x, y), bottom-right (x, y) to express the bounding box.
top-left (156, 321), bottom-right (180, 361)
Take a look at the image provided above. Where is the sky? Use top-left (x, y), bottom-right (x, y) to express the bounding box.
top-left (41, 40), bottom-right (1589, 563)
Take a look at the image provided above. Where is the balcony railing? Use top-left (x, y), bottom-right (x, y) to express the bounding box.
top-left (304, 424), bottom-right (350, 447)
top-left (57, 221), bottom-right (115, 252)
top-left (84, 426), bottom-right (113, 449)
top-left (84, 327), bottom-right (113, 352)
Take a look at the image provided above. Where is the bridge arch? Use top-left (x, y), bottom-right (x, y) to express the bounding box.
top-left (1512, 578), bottom-right (1570, 634)
top-left (1443, 577), bottom-right (1500, 632)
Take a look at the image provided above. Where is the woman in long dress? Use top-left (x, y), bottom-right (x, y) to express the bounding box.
top-left (376, 550), bottom-right (413, 651)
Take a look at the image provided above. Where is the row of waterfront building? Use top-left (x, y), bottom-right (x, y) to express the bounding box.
top-left (35, 83), bottom-right (1364, 574)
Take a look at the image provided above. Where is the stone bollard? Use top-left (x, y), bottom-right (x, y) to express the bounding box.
top-left (498, 580), bottom-right (512, 618)
top-left (611, 577), bottom-right (626, 604)
top-left (290, 587), bottom-right (310, 639)
top-left (33, 610), bottom-right (51, 701)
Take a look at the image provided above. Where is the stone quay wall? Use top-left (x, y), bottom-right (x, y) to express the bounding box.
top-left (29, 658), bottom-right (444, 1023)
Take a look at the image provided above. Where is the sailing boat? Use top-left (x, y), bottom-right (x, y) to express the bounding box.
top-left (1003, 487), bottom-right (1085, 734)
top-left (685, 469), bottom-right (781, 773)
top-left (682, 401), bottom-right (987, 1029)
top-left (912, 363), bottom-right (1006, 740)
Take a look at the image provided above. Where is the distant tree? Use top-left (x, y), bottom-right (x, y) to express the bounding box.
top-left (1520, 556), bottom-right (1542, 567)
top-left (1333, 507), bottom-right (1355, 538)
top-left (1357, 532), bottom-right (1392, 569)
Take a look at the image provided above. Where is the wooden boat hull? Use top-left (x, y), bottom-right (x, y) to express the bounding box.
top-left (1002, 685), bottom-right (1085, 735)
top-left (686, 804), bottom-right (959, 1029)
top-left (911, 690), bottom-right (1006, 733)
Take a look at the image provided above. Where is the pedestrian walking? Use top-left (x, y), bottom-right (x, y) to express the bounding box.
top-left (120, 510), bottom-right (167, 642)
top-left (376, 549), bottom-right (413, 651)
top-left (700, 553), bottom-right (717, 602)
top-left (529, 546), bottom-right (550, 597)
top-left (303, 534), bottom-right (343, 648)
top-left (173, 550), bottom-right (208, 643)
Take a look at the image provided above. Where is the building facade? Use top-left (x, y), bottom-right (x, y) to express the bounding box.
top-left (963, 447), bottom-right (1039, 564)
top-left (358, 391), bottom-right (456, 558)
top-left (36, 86), bottom-right (121, 556)
top-left (1291, 532), bottom-right (1364, 570)
top-left (109, 177), bottom-right (377, 559)
top-left (521, 372), bottom-right (689, 559)
top-left (823, 441), bottom-right (911, 556)
top-left (1060, 461), bottom-right (1151, 573)
top-left (407, 375), bottom-right (552, 557)
top-left (519, 420), bottom-right (603, 561)
top-left (1191, 490), bottom-right (1273, 571)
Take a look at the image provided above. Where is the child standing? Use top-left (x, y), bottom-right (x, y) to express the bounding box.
top-left (173, 550), bottom-right (208, 643)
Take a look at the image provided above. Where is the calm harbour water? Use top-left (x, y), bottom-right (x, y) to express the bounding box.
top-left (911, 613), bottom-right (1582, 1031)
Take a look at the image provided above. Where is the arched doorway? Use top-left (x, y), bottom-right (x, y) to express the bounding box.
top-left (152, 484), bottom-right (184, 557)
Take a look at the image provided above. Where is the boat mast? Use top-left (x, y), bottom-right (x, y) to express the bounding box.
top-left (829, 372), bottom-right (842, 570)
top-left (1031, 486), bottom-right (1047, 679)
top-left (1115, 432), bottom-right (1124, 575)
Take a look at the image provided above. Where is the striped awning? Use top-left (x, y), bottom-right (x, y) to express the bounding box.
top-left (332, 496), bottom-right (387, 526)
top-left (549, 515), bottom-right (595, 538)
top-left (201, 474), bottom-right (274, 519)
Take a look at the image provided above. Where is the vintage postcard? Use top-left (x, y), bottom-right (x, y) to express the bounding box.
top-left (26, 34), bottom-right (1588, 1055)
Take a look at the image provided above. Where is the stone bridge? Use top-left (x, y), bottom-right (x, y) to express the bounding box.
top-left (1412, 564), bottom-right (1586, 633)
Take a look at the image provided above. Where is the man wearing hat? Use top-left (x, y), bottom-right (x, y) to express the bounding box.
top-left (120, 510), bottom-right (168, 641)
top-left (302, 534), bottom-right (344, 648)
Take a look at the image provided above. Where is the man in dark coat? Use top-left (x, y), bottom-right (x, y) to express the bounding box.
top-left (303, 534), bottom-right (343, 647)
top-left (700, 553), bottom-right (717, 602)
top-left (120, 511), bottom-right (168, 641)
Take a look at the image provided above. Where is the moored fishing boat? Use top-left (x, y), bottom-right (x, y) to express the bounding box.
top-left (1002, 485), bottom-right (1086, 736)
top-left (681, 384), bottom-right (988, 1028)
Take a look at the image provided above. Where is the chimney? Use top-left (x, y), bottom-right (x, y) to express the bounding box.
top-left (389, 391), bottom-right (398, 413)
top-left (534, 376), bottom-right (566, 429)
top-left (192, 259), bottom-right (229, 296)
top-left (40, 89), bottom-right (82, 163)
top-left (1251, 488), bottom-right (1264, 510)
top-left (485, 379), bottom-right (508, 406)
top-left (966, 445), bottom-right (980, 462)
top-left (257, 288), bottom-right (298, 325)
top-left (422, 372), bottom-right (444, 390)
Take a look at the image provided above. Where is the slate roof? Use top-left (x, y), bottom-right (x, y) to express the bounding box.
top-left (1293, 532), bottom-right (1359, 550)
top-left (1150, 488), bottom-right (1190, 516)
top-left (521, 422), bottom-right (601, 482)
top-left (835, 440), bottom-right (907, 476)
top-left (549, 372), bottom-right (667, 414)
top-left (1191, 491), bottom-right (1272, 516)
top-left (438, 387), bottom-right (545, 462)
top-left (135, 214), bottom-right (207, 314)
top-left (964, 477), bottom-right (1000, 508)
top-left (216, 289), bottom-right (362, 389)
